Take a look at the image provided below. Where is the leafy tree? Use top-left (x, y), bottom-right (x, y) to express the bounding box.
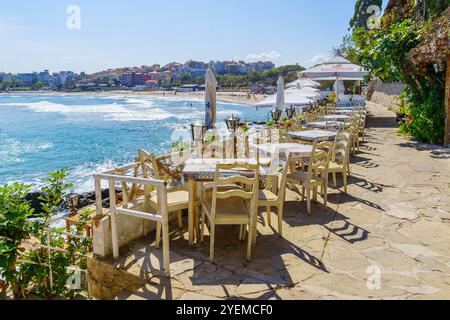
top-left (180, 73), bottom-right (191, 83)
top-left (346, 0), bottom-right (449, 144)
top-left (349, 0), bottom-right (383, 30)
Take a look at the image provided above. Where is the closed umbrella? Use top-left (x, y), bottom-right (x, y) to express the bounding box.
top-left (276, 76), bottom-right (285, 109)
top-left (205, 69), bottom-right (217, 129)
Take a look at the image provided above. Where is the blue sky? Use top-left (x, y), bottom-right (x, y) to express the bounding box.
top-left (0, 0), bottom-right (380, 73)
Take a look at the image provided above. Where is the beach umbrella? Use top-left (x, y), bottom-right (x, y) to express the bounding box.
top-left (285, 86), bottom-right (321, 100)
top-left (276, 76), bottom-right (285, 109)
top-left (254, 89), bottom-right (313, 108)
top-left (205, 69), bottom-right (217, 129)
top-left (286, 78), bottom-right (321, 88)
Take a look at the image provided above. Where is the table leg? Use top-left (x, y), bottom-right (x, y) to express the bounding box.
top-left (187, 179), bottom-right (196, 246)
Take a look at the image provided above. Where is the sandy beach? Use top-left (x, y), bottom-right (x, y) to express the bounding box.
top-left (0, 90), bottom-right (266, 105)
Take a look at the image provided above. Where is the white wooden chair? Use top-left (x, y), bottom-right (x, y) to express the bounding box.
top-left (138, 150), bottom-right (189, 248)
top-left (328, 132), bottom-right (352, 193)
top-left (258, 152), bottom-right (292, 237)
top-left (287, 141), bottom-right (332, 215)
top-left (98, 170), bottom-right (172, 274)
top-left (200, 163), bottom-right (259, 262)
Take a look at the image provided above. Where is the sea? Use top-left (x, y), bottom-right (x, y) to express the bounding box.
top-left (0, 93), bottom-right (270, 193)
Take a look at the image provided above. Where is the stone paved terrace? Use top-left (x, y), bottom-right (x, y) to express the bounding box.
top-left (92, 101), bottom-right (450, 300)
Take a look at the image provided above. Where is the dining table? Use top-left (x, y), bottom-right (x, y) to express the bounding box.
top-left (323, 115), bottom-right (350, 121)
top-left (182, 158), bottom-right (263, 246)
top-left (251, 142), bottom-right (314, 158)
top-left (286, 130), bottom-right (338, 142)
top-left (306, 121), bottom-right (344, 129)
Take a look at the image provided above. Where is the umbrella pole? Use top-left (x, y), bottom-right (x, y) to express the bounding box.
top-left (335, 76), bottom-right (339, 107)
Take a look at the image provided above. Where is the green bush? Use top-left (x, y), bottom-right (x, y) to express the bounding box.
top-left (0, 169), bottom-right (92, 299)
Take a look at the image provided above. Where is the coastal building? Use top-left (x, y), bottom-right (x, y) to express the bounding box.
top-left (247, 61), bottom-right (275, 72)
top-left (17, 73), bottom-right (37, 86)
top-left (37, 70), bottom-right (50, 85)
top-left (52, 71), bottom-right (76, 87)
top-left (120, 72), bottom-right (145, 87)
top-left (184, 60), bottom-right (207, 70)
top-left (144, 71), bottom-right (170, 81)
top-left (0, 72), bottom-right (13, 82)
top-left (210, 61), bottom-right (226, 75)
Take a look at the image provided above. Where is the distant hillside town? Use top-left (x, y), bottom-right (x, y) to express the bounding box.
top-left (0, 60), bottom-right (282, 93)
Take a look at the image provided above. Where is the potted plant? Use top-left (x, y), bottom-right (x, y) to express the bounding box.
top-left (240, 120), bottom-right (250, 133)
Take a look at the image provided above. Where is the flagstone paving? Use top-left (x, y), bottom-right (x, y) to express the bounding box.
top-left (106, 101), bottom-right (450, 300)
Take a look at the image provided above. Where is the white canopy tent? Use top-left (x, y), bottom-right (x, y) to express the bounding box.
top-left (299, 55), bottom-right (369, 80)
top-left (299, 55), bottom-right (369, 101)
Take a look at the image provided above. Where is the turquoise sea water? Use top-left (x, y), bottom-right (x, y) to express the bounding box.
top-left (0, 94), bottom-right (269, 192)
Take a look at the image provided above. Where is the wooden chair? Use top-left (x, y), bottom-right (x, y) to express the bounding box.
top-left (201, 163), bottom-right (259, 262)
top-left (258, 152), bottom-right (291, 237)
top-left (247, 130), bottom-right (272, 167)
top-left (290, 117), bottom-right (304, 132)
top-left (328, 132), bottom-right (352, 193)
top-left (101, 171), bottom-right (172, 274)
top-left (138, 150), bottom-right (189, 248)
top-left (346, 117), bottom-right (359, 155)
top-left (358, 112), bottom-right (367, 143)
top-left (287, 141), bottom-right (331, 215)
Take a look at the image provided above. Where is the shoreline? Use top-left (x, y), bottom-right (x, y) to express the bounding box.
top-left (0, 90), bottom-right (266, 106)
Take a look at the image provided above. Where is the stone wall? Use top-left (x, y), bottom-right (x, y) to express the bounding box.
top-left (367, 79), bottom-right (406, 109)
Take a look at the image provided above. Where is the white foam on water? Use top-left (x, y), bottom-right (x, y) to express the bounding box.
top-left (67, 159), bottom-right (120, 193)
top-left (6, 101), bottom-right (131, 114)
top-left (0, 138), bottom-right (54, 164)
top-left (105, 107), bottom-right (175, 121)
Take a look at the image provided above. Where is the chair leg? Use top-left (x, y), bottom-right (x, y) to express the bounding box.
top-left (200, 208), bottom-right (206, 243)
top-left (323, 182), bottom-right (328, 208)
top-left (156, 222), bottom-right (162, 248)
top-left (332, 172), bottom-right (337, 188)
top-left (239, 225), bottom-right (245, 241)
top-left (306, 188), bottom-right (312, 215)
top-left (178, 210), bottom-right (183, 229)
top-left (343, 171), bottom-right (348, 193)
top-left (162, 220), bottom-right (170, 274)
top-left (266, 206), bottom-right (272, 226)
top-left (209, 223), bottom-right (216, 263)
top-left (277, 205), bottom-right (284, 237)
top-left (313, 187), bottom-right (318, 202)
top-left (301, 186), bottom-right (306, 202)
top-left (246, 223), bottom-right (253, 262)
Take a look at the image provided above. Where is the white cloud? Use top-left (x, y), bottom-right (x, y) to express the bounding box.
top-left (304, 53), bottom-right (329, 66)
top-left (246, 51), bottom-right (282, 62)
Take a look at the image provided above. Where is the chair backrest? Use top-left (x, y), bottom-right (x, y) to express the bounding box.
top-left (308, 140), bottom-right (332, 179)
top-left (210, 163), bottom-right (259, 220)
top-left (236, 131), bottom-right (250, 159)
top-left (333, 132), bottom-right (351, 164)
top-left (290, 118), bottom-right (303, 131)
top-left (139, 149), bottom-right (162, 179)
top-left (268, 151), bottom-right (292, 201)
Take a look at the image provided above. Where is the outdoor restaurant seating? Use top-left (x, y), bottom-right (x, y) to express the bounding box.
top-left (95, 101), bottom-right (369, 273)
top-left (257, 152), bottom-right (292, 237)
top-left (200, 163), bottom-right (260, 262)
top-left (138, 150), bottom-right (190, 247)
top-left (328, 132), bottom-right (352, 193)
top-left (287, 140), bottom-right (332, 215)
